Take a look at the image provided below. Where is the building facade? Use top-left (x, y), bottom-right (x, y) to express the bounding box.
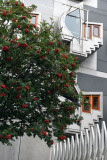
top-left (0, 0), bottom-right (107, 160)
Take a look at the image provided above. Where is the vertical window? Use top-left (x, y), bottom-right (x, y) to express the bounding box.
top-left (92, 95), bottom-right (100, 110)
top-left (93, 25), bottom-right (100, 38)
top-left (30, 14), bottom-right (38, 26)
top-left (84, 24), bottom-right (92, 39)
top-left (82, 96), bottom-right (91, 113)
top-left (65, 9), bottom-right (81, 42)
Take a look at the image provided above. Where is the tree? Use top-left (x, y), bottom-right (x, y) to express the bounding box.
top-left (0, 0), bottom-right (82, 147)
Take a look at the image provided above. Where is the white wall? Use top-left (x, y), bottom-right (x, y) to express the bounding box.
top-left (83, 0), bottom-right (98, 8)
top-left (0, 136), bottom-right (50, 160)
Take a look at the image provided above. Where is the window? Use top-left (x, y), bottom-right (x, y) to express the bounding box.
top-left (92, 95), bottom-right (100, 110)
top-left (84, 24), bottom-right (92, 39)
top-left (65, 9), bottom-right (81, 41)
top-left (93, 25), bottom-right (100, 38)
top-left (30, 14), bottom-right (38, 26)
top-left (82, 96), bottom-right (91, 113)
top-left (82, 95), bottom-right (100, 113)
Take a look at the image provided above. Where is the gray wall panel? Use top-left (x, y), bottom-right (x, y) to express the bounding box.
top-left (102, 96), bottom-right (107, 122)
top-left (97, 30), bottom-right (107, 61)
top-left (77, 73), bottom-right (107, 95)
top-left (98, 0), bottom-right (107, 11)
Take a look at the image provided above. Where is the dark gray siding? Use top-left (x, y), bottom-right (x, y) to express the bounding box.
top-left (98, 0), bottom-right (107, 11)
top-left (84, 4), bottom-right (107, 73)
top-left (77, 73), bottom-right (107, 122)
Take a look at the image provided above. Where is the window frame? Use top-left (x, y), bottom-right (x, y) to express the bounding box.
top-left (29, 14), bottom-right (38, 26)
top-left (84, 24), bottom-right (92, 39)
top-left (82, 95), bottom-right (91, 113)
top-left (93, 25), bottom-right (100, 38)
top-left (92, 95), bottom-right (100, 110)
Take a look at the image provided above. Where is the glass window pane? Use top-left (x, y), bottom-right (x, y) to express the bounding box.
top-left (65, 9), bottom-right (81, 41)
top-left (87, 26), bottom-right (91, 38)
top-left (94, 27), bottom-right (99, 36)
top-left (93, 97), bottom-right (98, 109)
top-left (31, 16), bottom-right (36, 25)
top-left (68, 9), bottom-right (80, 17)
top-left (84, 97), bottom-right (90, 111)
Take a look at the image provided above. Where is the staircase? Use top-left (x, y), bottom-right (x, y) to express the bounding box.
top-left (66, 92), bottom-right (103, 133)
top-left (83, 36), bottom-right (103, 59)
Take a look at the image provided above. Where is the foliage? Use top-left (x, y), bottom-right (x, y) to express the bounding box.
top-left (0, 0), bottom-right (82, 147)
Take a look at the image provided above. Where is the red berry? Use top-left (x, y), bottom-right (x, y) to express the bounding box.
top-left (22, 3), bottom-right (24, 7)
top-left (2, 92), bottom-right (5, 96)
top-left (6, 134), bottom-right (11, 139)
top-left (51, 140), bottom-right (54, 145)
top-left (41, 56), bottom-right (45, 59)
top-left (73, 80), bottom-right (76, 84)
top-left (61, 90), bottom-right (65, 93)
top-left (22, 16), bottom-right (26, 19)
top-left (2, 46), bottom-right (8, 52)
top-left (25, 86), bottom-right (29, 90)
top-left (15, 2), bottom-right (18, 6)
top-left (48, 91), bottom-right (51, 94)
top-left (65, 65), bottom-right (68, 68)
top-left (55, 48), bottom-right (59, 53)
top-left (2, 10), bottom-right (6, 16)
top-left (11, 40), bottom-right (14, 43)
top-left (69, 106), bottom-right (73, 110)
top-left (45, 119), bottom-right (49, 123)
top-left (13, 18), bottom-right (17, 22)
top-left (6, 57), bottom-right (12, 62)
top-left (78, 119), bottom-right (81, 123)
top-left (30, 128), bottom-right (34, 131)
top-left (49, 41), bottom-right (53, 45)
top-left (62, 136), bottom-right (66, 139)
top-left (25, 29), bottom-right (29, 33)
top-left (22, 104), bottom-right (28, 108)
top-left (57, 73), bottom-right (62, 78)
top-left (37, 50), bottom-right (40, 53)
top-left (43, 131), bottom-right (47, 136)
top-left (16, 95), bottom-right (20, 100)
top-left (33, 97), bottom-right (38, 100)
top-left (17, 86), bottom-right (21, 90)
top-left (23, 43), bottom-right (28, 48)
top-left (72, 63), bottom-right (76, 67)
top-left (66, 108), bottom-right (69, 111)
top-left (54, 108), bottom-right (58, 112)
top-left (64, 84), bottom-right (69, 87)
top-left (71, 72), bottom-right (74, 77)
top-left (59, 136), bottom-right (63, 140)
top-left (1, 85), bottom-right (5, 89)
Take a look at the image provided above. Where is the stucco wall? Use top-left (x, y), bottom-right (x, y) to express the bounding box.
top-left (24, 0), bottom-right (54, 23)
top-left (0, 136), bottom-right (50, 160)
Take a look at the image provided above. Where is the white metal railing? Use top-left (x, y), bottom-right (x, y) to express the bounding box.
top-left (49, 121), bottom-right (107, 160)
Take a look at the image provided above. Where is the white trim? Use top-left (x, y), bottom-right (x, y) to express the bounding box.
top-left (78, 67), bottom-right (107, 79)
top-left (83, 0), bottom-right (98, 8)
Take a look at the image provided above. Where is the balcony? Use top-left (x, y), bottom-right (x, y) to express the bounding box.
top-left (54, 3), bottom-right (103, 61)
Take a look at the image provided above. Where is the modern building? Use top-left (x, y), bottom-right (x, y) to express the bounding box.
top-left (1, 0), bottom-right (107, 160)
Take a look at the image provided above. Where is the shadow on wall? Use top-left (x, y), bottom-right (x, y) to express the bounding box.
top-left (0, 136), bottom-right (50, 160)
